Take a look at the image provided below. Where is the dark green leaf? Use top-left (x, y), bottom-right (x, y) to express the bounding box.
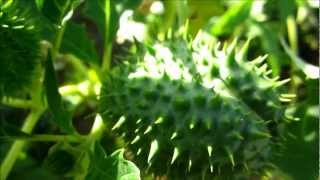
top-left (60, 22), bottom-right (99, 65)
top-left (44, 51), bottom-right (74, 133)
top-left (86, 144), bottom-right (140, 180)
top-left (39, 0), bottom-right (83, 25)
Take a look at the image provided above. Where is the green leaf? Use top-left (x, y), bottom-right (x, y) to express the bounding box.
top-left (39, 0), bottom-right (83, 25)
top-left (86, 144), bottom-right (140, 180)
top-left (60, 22), bottom-right (99, 65)
top-left (188, 0), bottom-right (224, 35)
top-left (210, 0), bottom-right (253, 36)
top-left (44, 51), bottom-right (74, 133)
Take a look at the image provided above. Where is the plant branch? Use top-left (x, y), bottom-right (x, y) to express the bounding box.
top-left (1, 98), bottom-right (33, 109)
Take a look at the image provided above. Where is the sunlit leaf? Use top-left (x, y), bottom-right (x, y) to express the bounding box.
top-left (86, 144), bottom-right (140, 180)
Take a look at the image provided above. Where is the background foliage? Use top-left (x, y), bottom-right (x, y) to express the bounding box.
top-left (0, 0), bottom-right (318, 179)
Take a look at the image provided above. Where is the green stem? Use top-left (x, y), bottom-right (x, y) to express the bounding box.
top-left (286, 15), bottom-right (299, 96)
top-left (3, 134), bottom-right (86, 143)
top-left (286, 15), bottom-right (298, 53)
top-left (0, 108), bottom-right (44, 180)
top-left (1, 98), bottom-right (33, 109)
top-left (102, 0), bottom-right (112, 72)
top-left (52, 25), bottom-right (66, 59)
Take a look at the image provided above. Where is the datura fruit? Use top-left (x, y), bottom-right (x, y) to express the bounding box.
top-left (99, 31), bottom-right (292, 179)
top-left (0, 1), bottom-right (40, 98)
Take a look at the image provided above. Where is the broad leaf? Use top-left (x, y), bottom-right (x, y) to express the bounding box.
top-left (86, 144), bottom-right (140, 180)
top-left (60, 22), bottom-right (99, 65)
top-left (44, 51), bottom-right (74, 133)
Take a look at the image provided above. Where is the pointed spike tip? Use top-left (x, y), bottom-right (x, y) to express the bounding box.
top-left (147, 140), bottom-right (159, 163)
top-left (171, 147), bottom-right (180, 164)
top-left (111, 116), bottom-right (126, 130)
top-left (207, 145), bottom-right (213, 157)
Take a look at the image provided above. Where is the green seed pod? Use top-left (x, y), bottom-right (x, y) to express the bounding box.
top-left (0, 1), bottom-right (40, 98)
top-left (99, 32), bottom-right (290, 179)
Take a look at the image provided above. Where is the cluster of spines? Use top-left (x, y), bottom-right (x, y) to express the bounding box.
top-left (0, 1), bottom-right (40, 98)
top-left (99, 31), bottom-right (292, 178)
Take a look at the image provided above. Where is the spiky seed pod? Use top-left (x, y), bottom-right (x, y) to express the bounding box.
top-left (0, 1), bottom-right (40, 98)
top-left (99, 31), bottom-right (290, 179)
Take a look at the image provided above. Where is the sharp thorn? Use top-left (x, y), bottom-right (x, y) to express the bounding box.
top-left (171, 147), bottom-right (179, 164)
top-left (170, 132), bottom-right (178, 140)
top-left (154, 117), bottom-right (164, 124)
top-left (131, 135), bottom-right (140, 144)
top-left (225, 148), bottom-right (235, 167)
top-left (147, 140), bottom-right (159, 163)
top-left (207, 145), bottom-right (213, 157)
top-left (144, 126), bottom-right (152, 134)
top-left (111, 116), bottom-right (126, 130)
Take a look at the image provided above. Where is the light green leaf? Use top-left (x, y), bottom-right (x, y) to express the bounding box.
top-left (86, 144), bottom-right (140, 180)
top-left (210, 0), bottom-right (253, 36)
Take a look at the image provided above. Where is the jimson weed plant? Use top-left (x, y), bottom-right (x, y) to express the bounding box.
top-left (0, 0), bottom-right (318, 180)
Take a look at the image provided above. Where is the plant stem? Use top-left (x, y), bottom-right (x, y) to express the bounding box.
top-left (52, 25), bottom-right (66, 59)
top-left (0, 108), bottom-right (44, 180)
top-left (102, 0), bottom-right (112, 72)
top-left (3, 134), bottom-right (86, 143)
top-left (286, 15), bottom-right (299, 96)
top-left (1, 98), bottom-right (33, 109)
